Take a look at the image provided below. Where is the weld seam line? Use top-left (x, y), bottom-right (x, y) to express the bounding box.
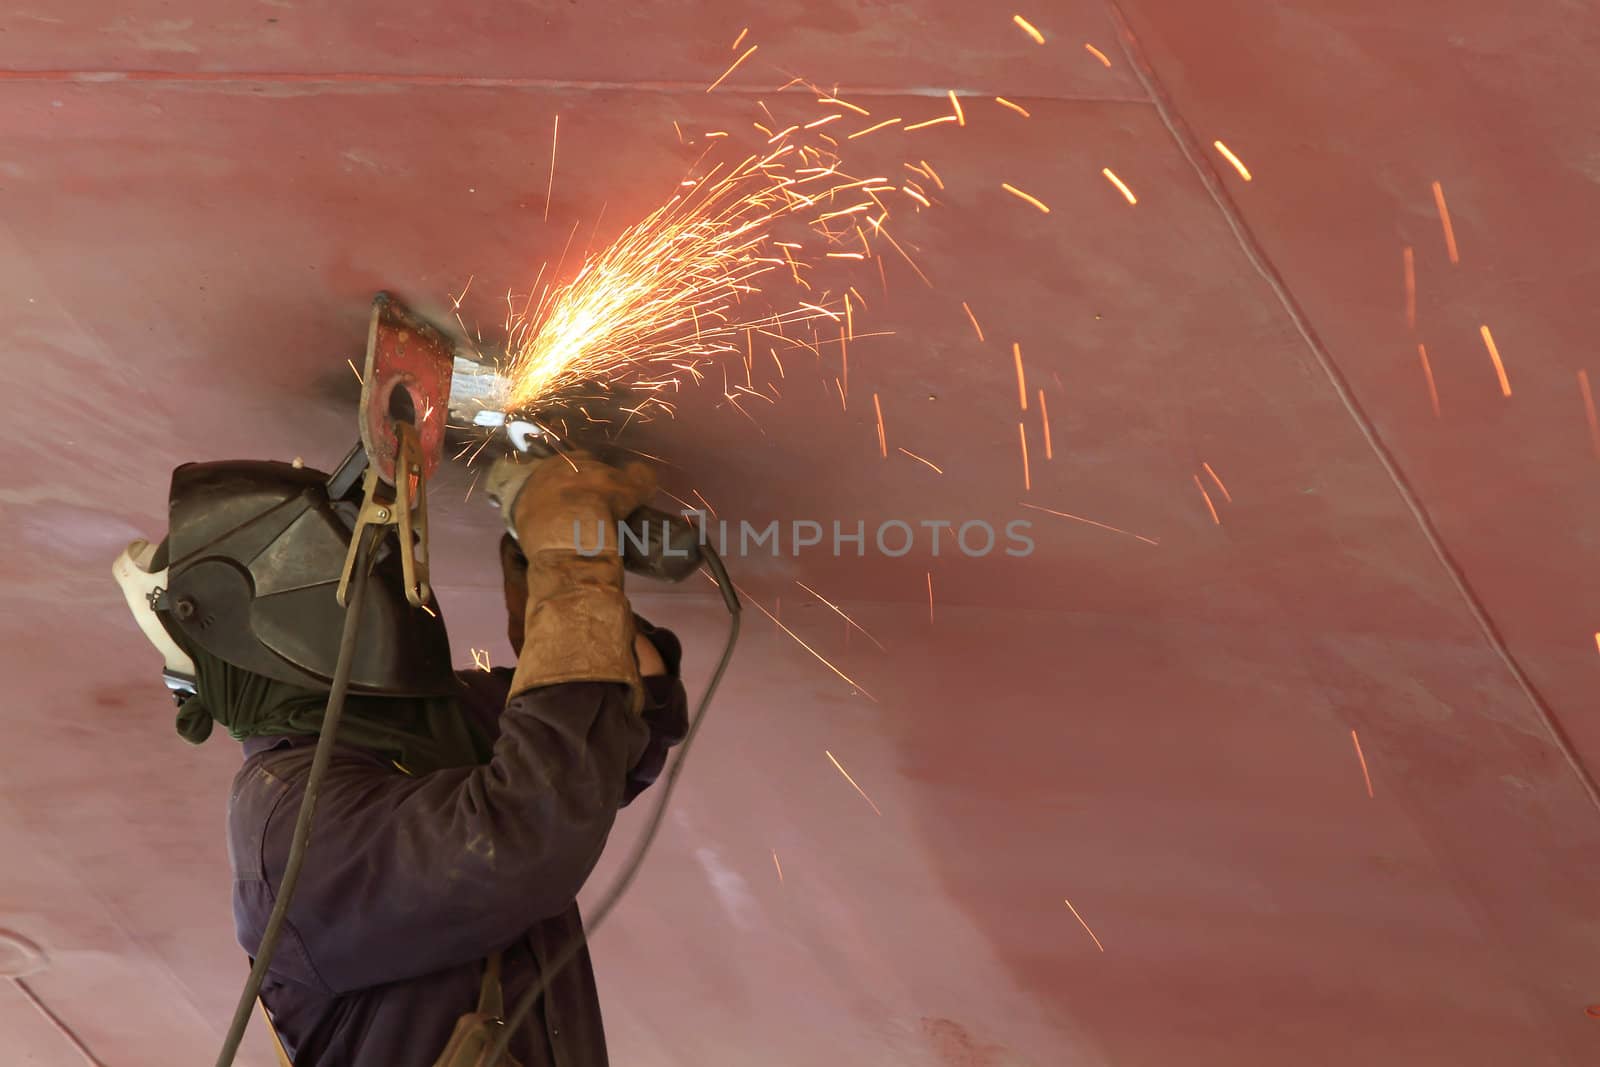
top-left (1103, 0), bottom-right (1600, 813)
top-left (12, 977), bottom-right (107, 1067)
top-left (0, 68), bottom-right (1149, 104)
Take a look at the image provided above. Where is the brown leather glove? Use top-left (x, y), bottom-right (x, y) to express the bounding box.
top-left (501, 532), bottom-right (668, 677)
top-left (485, 452), bottom-right (657, 706)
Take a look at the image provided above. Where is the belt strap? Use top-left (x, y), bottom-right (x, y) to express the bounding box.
top-left (257, 997), bottom-right (295, 1067)
top-left (252, 954), bottom-right (503, 1067)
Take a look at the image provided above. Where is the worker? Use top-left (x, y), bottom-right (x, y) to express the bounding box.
top-left (112, 449), bottom-right (689, 1066)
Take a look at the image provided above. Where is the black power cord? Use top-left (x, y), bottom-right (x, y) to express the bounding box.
top-left (485, 543), bottom-right (742, 1064)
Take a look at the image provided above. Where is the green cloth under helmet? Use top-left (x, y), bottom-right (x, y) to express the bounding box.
top-left (176, 642), bottom-right (491, 775)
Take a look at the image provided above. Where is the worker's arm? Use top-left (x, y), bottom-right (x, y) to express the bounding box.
top-left (237, 678), bottom-right (650, 994)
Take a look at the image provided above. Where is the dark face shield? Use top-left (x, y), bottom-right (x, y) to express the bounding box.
top-left (120, 457), bottom-right (454, 698)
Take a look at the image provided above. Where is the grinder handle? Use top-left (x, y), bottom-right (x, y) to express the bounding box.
top-left (486, 451), bottom-right (703, 582)
top-left (621, 506), bottom-right (703, 582)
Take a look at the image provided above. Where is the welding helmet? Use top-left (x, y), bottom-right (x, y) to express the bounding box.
top-left (114, 449), bottom-right (454, 700)
top-left (113, 538), bottom-right (200, 702)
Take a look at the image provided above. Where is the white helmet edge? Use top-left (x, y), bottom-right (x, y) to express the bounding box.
top-left (112, 539), bottom-right (198, 679)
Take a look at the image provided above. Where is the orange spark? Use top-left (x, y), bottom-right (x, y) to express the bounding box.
top-left (1102, 168), bottom-right (1137, 204)
top-left (1013, 14), bottom-right (1046, 44)
top-left (919, 159), bottom-right (946, 190)
top-left (1019, 501), bottom-right (1159, 546)
top-left (707, 44), bottom-right (758, 92)
top-left (658, 487), bottom-right (697, 514)
top-left (1351, 729), bottom-right (1374, 798)
top-left (1084, 43), bottom-right (1112, 67)
top-left (897, 446), bottom-right (943, 474)
top-left (1431, 180), bottom-right (1460, 264)
top-left (1002, 182), bottom-right (1051, 213)
top-left (1013, 342), bottom-right (1028, 410)
top-left (730, 27), bottom-right (748, 50)
top-left (1018, 421), bottom-right (1031, 491)
top-left (1418, 343), bottom-right (1441, 418)
top-left (1480, 324), bottom-right (1511, 396)
top-left (501, 96), bottom-right (930, 409)
top-left (1038, 389), bottom-right (1053, 459)
top-left (848, 117), bottom-right (902, 139)
top-left (818, 201), bottom-right (870, 220)
top-left (804, 113), bottom-right (843, 129)
top-left (346, 358), bottom-right (363, 385)
top-left (873, 392), bottom-right (887, 457)
top-left (904, 115), bottom-right (959, 132)
top-left (1212, 140), bottom-right (1252, 181)
top-left (772, 849), bottom-right (784, 884)
top-left (926, 571), bottom-right (934, 623)
top-left (543, 113), bottom-right (559, 221)
top-left (470, 648), bottom-right (492, 672)
top-left (901, 184), bottom-right (932, 207)
top-left (826, 750), bottom-right (883, 815)
top-left (1063, 897), bottom-right (1106, 952)
top-left (1201, 462), bottom-right (1231, 502)
top-left (962, 301), bottom-right (985, 341)
top-left (1580, 370), bottom-right (1600, 458)
top-left (878, 225), bottom-right (933, 287)
top-left (1193, 474), bottom-right (1221, 524)
top-left (732, 579), bottom-right (876, 700)
top-left (795, 580), bottom-right (886, 650)
top-left (994, 96), bottom-right (1032, 118)
top-left (1402, 246), bottom-right (1416, 330)
top-left (948, 89), bottom-right (965, 126)
top-left (818, 95), bottom-right (871, 116)
top-left (841, 327), bottom-right (848, 395)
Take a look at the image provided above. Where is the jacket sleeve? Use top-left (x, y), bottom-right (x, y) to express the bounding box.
top-left (625, 675), bottom-right (689, 805)
top-left (243, 681), bottom-right (650, 994)
top-left (625, 616), bottom-right (690, 806)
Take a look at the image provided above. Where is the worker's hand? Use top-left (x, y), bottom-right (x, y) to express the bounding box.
top-left (485, 451), bottom-right (657, 555)
top-left (501, 532), bottom-right (667, 671)
top-left (489, 450), bottom-right (657, 706)
top-left (483, 454), bottom-right (540, 525)
top-left (634, 630), bottom-right (667, 676)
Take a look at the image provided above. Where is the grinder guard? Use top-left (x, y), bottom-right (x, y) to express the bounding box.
top-left (160, 459), bottom-right (454, 697)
